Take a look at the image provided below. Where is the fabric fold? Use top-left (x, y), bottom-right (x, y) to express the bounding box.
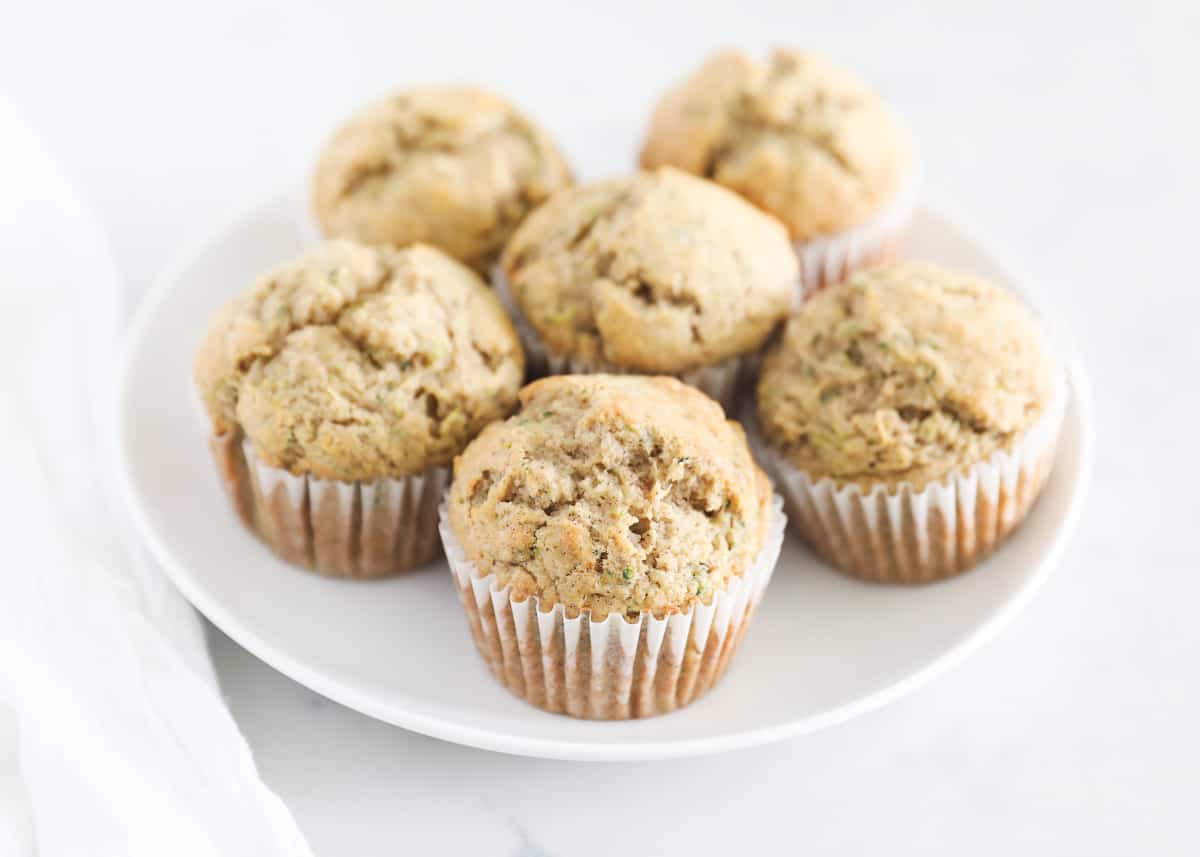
top-left (0, 95), bottom-right (312, 857)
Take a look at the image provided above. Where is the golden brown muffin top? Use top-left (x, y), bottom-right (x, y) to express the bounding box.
top-left (194, 240), bottom-right (524, 481)
top-left (449, 375), bottom-right (773, 619)
top-left (757, 262), bottom-right (1057, 489)
top-left (313, 86), bottom-right (573, 272)
top-left (640, 50), bottom-right (915, 241)
top-left (500, 168), bottom-right (796, 374)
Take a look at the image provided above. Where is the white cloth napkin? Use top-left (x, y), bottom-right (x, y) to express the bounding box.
top-left (0, 97), bottom-right (313, 856)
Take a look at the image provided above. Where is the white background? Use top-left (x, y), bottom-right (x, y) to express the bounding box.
top-left (3, 1), bottom-right (1197, 854)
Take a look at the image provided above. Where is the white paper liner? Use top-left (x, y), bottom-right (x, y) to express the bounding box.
top-left (439, 495), bottom-right (786, 719)
top-left (538, 348), bottom-right (753, 415)
top-left (751, 371), bottom-right (1067, 583)
top-left (794, 165), bottom-right (922, 297)
top-left (491, 265), bottom-right (755, 412)
top-left (207, 433), bottom-right (448, 578)
top-left (490, 262), bottom-right (543, 372)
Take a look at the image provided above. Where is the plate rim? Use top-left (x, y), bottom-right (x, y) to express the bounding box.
top-left (114, 187), bottom-right (1096, 761)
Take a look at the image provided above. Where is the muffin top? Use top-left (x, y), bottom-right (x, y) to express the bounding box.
top-left (640, 50), bottom-right (915, 241)
top-left (500, 167), bottom-right (796, 373)
top-left (757, 262), bottom-right (1057, 489)
top-left (195, 240), bottom-right (524, 481)
top-left (449, 375), bottom-right (773, 619)
top-left (313, 86), bottom-right (573, 272)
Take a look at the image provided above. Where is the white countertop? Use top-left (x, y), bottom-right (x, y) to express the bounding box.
top-left (4, 1), bottom-right (1196, 853)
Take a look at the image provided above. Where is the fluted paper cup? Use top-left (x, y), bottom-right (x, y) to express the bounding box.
top-left (490, 265), bottom-right (545, 378)
top-left (491, 267), bottom-right (755, 412)
top-left (535, 349), bottom-right (754, 415)
top-left (751, 378), bottom-right (1066, 584)
top-left (208, 432), bottom-right (447, 578)
top-left (439, 495), bottom-right (786, 719)
top-left (794, 166), bottom-right (921, 297)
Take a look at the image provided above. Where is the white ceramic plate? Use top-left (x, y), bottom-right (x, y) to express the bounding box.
top-left (116, 189), bottom-right (1093, 761)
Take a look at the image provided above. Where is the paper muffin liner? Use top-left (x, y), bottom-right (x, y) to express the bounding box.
top-left (750, 378), bottom-right (1067, 584)
top-left (540, 348), bottom-right (754, 415)
top-left (490, 264), bottom-right (543, 375)
top-left (439, 495), bottom-right (786, 719)
top-left (491, 266), bottom-right (755, 411)
top-left (794, 165), bottom-right (921, 298)
top-left (208, 432), bottom-right (448, 578)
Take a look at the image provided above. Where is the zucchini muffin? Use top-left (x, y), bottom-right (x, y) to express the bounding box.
top-left (640, 50), bottom-right (918, 293)
top-left (441, 374), bottom-right (785, 719)
top-left (195, 239), bottom-right (524, 577)
top-left (313, 86), bottom-right (572, 273)
top-left (498, 167), bottom-right (796, 409)
top-left (755, 262), bottom-right (1064, 583)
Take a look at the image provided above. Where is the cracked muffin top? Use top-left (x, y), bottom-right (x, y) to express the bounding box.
top-left (194, 240), bottom-right (524, 481)
top-left (757, 262), bottom-right (1057, 489)
top-left (500, 167), bottom-right (796, 374)
top-left (448, 375), bottom-right (773, 619)
top-left (640, 50), bottom-right (915, 241)
top-left (313, 86), bottom-right (573, 272)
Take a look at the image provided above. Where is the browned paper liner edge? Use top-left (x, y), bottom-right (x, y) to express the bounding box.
top-left (207, 433), bottom-right (447, 578)
top-left (439, 496), bottom-right (786, 719)
top-left (751, 378), bottom-right (1066, 584)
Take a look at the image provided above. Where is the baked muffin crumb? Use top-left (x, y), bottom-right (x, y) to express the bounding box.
top-left (314, 86), bottom-right (572, 271)
top-left (449, 375), bottom-right (772, 618)
top-left (757, 262), bottom-right (1056, 489)
top-left (501, 167), bottom-right (796, 374)
top-left (641, 49), bottom-right (915, 241)
top-left (195, 240), bottom-right (524, 481)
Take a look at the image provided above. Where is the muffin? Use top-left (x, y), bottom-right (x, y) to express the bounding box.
top-left (640, 50), bottom-right (918, 294)
top-left (195, 239), bottom-right (524, 577)
top-left (755, 262), bottom-right (1064, 583)
top-left (441, 375), bottom-right (785, 719)
top-left (498, 167), bottom-right (797, 409)
top-left (313, 86), bottom-right (573, 273)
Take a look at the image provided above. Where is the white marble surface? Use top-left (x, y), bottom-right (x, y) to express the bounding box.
top-left (3, 1), bottom-right (1197, 853)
